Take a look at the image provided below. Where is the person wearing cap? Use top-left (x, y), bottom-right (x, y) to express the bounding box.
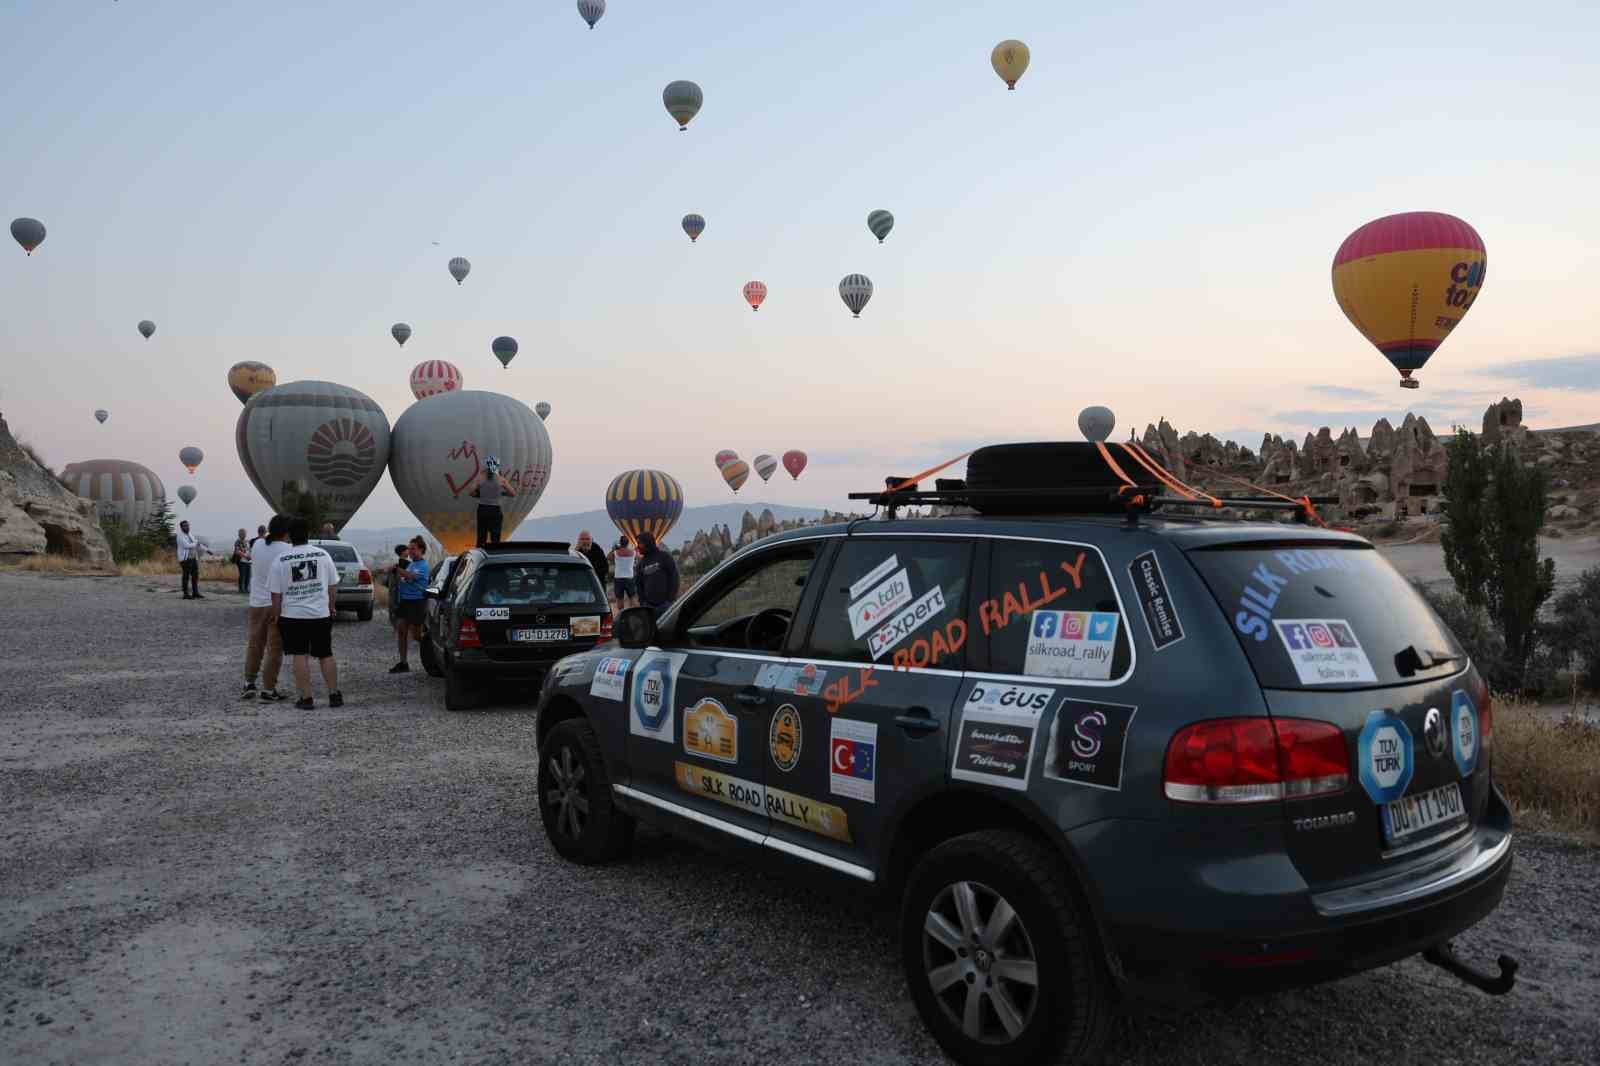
top-left (471, 456), bottom-right (517, 546)
top-left (634, 531), bottom-right (679, 615)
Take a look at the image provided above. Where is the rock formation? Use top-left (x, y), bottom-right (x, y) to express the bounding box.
top-left (1389, 414), bottom-right (1448, 504)
top-left (0, 414), bottom-right (114, 565)
top-left (1482, 397), bottom-right (1526, 447)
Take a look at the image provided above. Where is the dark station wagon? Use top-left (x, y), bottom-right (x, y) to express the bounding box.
top-left (532, 445), bottom-right (1515, 1066)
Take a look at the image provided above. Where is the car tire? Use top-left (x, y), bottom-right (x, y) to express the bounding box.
top-left (964, 441), bottom-right (1159, 515)
top-left (419, 635), bottom-right (444, 678)
top-left (444, 666), bottom-right (476, 711)
top-left (357, 602), bottom-right (373, 622)
top-left (900, 830), bottom-right (1112, 1066)
top-left (538, 719), bottom-right (635, 864)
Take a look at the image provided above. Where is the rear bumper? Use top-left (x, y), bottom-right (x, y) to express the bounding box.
top-left (335, 588), bottom-right (373, 608)
top-left (450, 646), bottom-right (594, 679)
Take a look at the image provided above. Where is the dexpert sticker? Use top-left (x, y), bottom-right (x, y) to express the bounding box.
top-left (629, 650), bottom-right (687, 743)
top-left (1043, 698), bottom-right (1138, 791)
top-left (848, 570), bottom-right (913, 639)
top-left (589, 657), bottom-right (630, 702)
top-left (1358, 709), bottom-right (1414, 804)
top-left (952, 685), bottom-right (1049, 791)
top-left (684, 698), bottom-right (738, 764)
top-left (867, 585), bottom-right (946, 660)
top-left (475, 607), bottom-right (510, 621)
top-left (1273, 619), bottom-right (1377, 685)
top-left (830, 718), bottom-right (877, 802)
top-left (1023, 611), bottom-right (1119, 680)
top-left (1128, 551), bottom-right (1184, 650)
top-left (674, 762), bottom-right (851, 842)
top-left (769, 704), bottom-right (802, 772)
top-left (1450, 690), bottom-right (1479, 776)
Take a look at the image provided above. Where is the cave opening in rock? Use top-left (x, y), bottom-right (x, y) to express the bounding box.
top-left (1408, 483), bottom-right (1438, 498)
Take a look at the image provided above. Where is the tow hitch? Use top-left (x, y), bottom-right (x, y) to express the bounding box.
top-left (1422, 940), bottom-right (1519, 995)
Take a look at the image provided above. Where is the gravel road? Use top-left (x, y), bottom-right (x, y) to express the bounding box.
top-left (2, 570), bottom-right (1597, 1065)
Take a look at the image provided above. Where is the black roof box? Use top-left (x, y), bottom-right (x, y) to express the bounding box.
top-left (963, 442), bottom-right (1161, 514)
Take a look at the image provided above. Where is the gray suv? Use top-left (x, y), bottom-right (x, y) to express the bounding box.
top-left (533, 455), bottom-right (1514, 1065)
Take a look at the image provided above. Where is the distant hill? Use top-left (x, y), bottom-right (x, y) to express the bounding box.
top-left (339, 501), bottom-right (828, 558)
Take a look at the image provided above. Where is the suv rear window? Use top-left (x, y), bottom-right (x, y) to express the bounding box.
top-left (474, 563), bottom-right (603, 607)
top-left (322, 544), bottom-right (359, 563)
top-left (1187, 543), bottom-right (1464, 689)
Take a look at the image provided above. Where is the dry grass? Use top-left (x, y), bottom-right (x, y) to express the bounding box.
top-left (0, 554), bottom-right (115, 575)
top-left (116, 558), bottom-right (237, 582)
top-left (1492, 698), bottom-right (1600, 838)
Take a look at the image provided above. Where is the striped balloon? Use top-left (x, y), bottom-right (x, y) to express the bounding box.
top-left (606, 469), bottom-right (685, 544)
top-left (577, 0), bottom-right (605, 28)
top-left (535, 401), bottom-right (552, 421)
top-left (839, 274), bottom-right (873, 318)
top-left (682, 213), bottom-right (706, 242)
top-left (721, 460), bottom-right (750, 493)
top-left (61, 459), bottom-right (166, 532)
top-left (867, 210), bottom-right (894, 243)
top-left (753, 454), bottom-right (777, 481)
top-left (663, 80), bottom-right (703, 130)
top-left (410, 359), bottom-right (463, 400)
top-left (714, 449), bottom-right (739, 471)
top-left (236, 381), bottom-right (392, 530)
top-left (228, 361), bottom-right (277, 405)
top-left (743, 281), bottom-right (767, 311)
top-left (448, 257), bottom-right (471, 285)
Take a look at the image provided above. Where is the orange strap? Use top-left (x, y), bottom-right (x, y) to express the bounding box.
top-left (1094, 442), bottom-right (1140, 493)
top-left (1197, 467), bottom-right (1327, 526)
top-left (885, 452), bottom-right (973, 496)
top-left (1120, 443), bottom-right (1224, 508)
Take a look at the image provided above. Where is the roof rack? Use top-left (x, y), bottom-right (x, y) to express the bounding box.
top-left (476, 540), bottom-right (572, 553)
top-left (847, 486), bottom-right (1339, 524)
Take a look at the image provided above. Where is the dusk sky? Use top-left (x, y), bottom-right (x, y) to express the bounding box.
top-left (2, 1), bottom-right (1596, 532)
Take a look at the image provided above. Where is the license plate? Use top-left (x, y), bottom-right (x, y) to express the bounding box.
top-left (510, 627), bottom-right (569, 643)
top-left (1382, 781), bottom-right (1466, 846)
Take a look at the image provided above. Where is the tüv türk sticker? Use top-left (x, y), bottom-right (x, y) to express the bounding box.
top-left (1273, 619), bottom-right (1377, 686)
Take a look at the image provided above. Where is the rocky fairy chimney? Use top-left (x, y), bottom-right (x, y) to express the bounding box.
top-left (1481, 397), bottom-right (1525, 446)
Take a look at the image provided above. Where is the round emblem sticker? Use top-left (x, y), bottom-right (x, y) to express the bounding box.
top-left (1451, 690), bottom-right (1478, 776)
top-left (1357, 709), bottom-right (1413, 804)
top-left (769, 704), bottom-right (802, 773)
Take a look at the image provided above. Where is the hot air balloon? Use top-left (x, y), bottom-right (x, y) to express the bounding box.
top-left (663, 80), bottom-right (703, 130)
top-left (228, 361), bottom-right (277, 405)
top-left (867, 210), bottom-right (894, 243)
top-left (1077, 405), bottom-right (1116, 443)
top-left (392, 323), bottom-right (412, 347)
top-left (62, 459), bottom-right (167, 532)
top-left (577, 0), bottom-right (605, 28)
top-left (10, 217), bottom-right (45, 255)
top-left (991, 40), bottom-right (1030, 89)
top-left (179, 446), bottom-right (204, 474)
top-left (236, 381), bottom-right (392, 533)
top-left (721, 459), bottom-right (750, 493)
top-left (753, 454), bottom-right (777, 482)
top-left (714, 449), bottom-right (739, 470)
top-left (389, 390), bottom-right (552, 553)
top-left (410, 359), bottom-right (463, 400)
top-left (138, 320), bottom-right (156, 340)
top-left (606, 469), bottom-right (684, 545)
top-left (839, 274), bottom-right (873, 318)
top-left (177, 485), bottom-right (197, 508)
top-left (94, 409), bottom-right (108, 425)
top-left (448, 257), bottom-right (471, 285)
top-left (1332, 212), bottom-right (1487, 390)
top-left (535, 401), bottom-right (552, 421)
top-left (682, 214), bottom-right (706, 242)
top-left (491, 336), bottom-right (518, 369)
top-left (743, 281), bottom-right (767, 311)
top-left (782, 450), bottom-right (807, 480)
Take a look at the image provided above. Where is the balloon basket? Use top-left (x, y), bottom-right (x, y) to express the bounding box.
top-left (1400, 379), bottom-right (1420, 390)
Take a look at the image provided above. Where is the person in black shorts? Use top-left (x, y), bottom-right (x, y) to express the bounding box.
top-left (470, 456), bottom-right (517, 546)
top-left (267, 517), bottom-right (343, 709)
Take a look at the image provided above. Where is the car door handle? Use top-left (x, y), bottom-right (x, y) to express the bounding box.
top-left (895, 710), bottom-right (941, 735)
top-left (735, 688), bottom-right (767, 708)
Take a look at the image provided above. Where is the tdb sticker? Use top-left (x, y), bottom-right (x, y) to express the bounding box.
top-left (1357, 709), bottom-right (1414, 804)
top-left (629, 650), bottom-right (687, 743)
top-left (1451, 690), bottom-right (1479, 776)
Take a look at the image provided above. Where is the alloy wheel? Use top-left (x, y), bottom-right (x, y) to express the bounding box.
top-left (922, 880), bottom-right (1039, 1044)
top-left (544, 745), bottom-right (590, 841)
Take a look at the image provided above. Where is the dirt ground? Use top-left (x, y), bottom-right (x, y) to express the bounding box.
top-left (2, 570), bottom-right (1598, 1065)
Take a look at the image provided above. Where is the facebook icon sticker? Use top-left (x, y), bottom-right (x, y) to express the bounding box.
top-left (1278, 622), bottom-right (1310, 650)
top-left (1033, 612), bottom-right (1060, 639)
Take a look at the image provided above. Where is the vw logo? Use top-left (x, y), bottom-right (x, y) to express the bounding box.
top-left (1423, 707), bottom-right (1446, 758)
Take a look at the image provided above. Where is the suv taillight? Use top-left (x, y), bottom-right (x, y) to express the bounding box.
top-left (1164, 718), bottom-right (1349, 804)
top-left (457, 618), bottom-right (481, 649)
top-left (600, 612), bottom-right (613, 640)
top-left (358, 568), bottom-right (371, 585)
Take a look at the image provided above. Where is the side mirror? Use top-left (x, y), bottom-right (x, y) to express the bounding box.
top-left (615, 607), bottom-right (658, 649)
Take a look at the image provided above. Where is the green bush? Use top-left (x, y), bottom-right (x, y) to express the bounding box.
top-left (1548, 566), bottom-right (1600, 693)
top-left (100, 515), bottom-right (153, 565)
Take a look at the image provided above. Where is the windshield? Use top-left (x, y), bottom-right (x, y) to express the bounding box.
top-left (1187, 542), bottom-right (1464, 690)
top-left (320, 544), bottom-right (359, 563)
top-left (474, 564), bottom-right (603, 607)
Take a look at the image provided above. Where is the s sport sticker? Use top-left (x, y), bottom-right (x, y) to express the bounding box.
top-left (1128, 551), bottom-right (1184, 650)
top-left (684, 698), bottom-right (738, 764)
top-left (1023, 611), bottom-right (1119, 680)
top-left (1450, 689), bottom-right (1479, 776)
top-left (847, 555), bottom-right (899, 602)
top-left (867, 585), bottom-right (946, 660)
top-left (768, 704), bottom-right (802, 772)
top-left (1357, 708), bottom-right (1414, 804)
top-left (1043, 698), bottom-right (1138, 791)
top-left (629, 650), bottom-right (687, 743)
top-left (1273, 619), bottom-right (1377, 685)
top-left (952, 687), bottom-right (1047, 791)
top-left (675, 762), bottom-right (851, 843)
top-left (829, 718), bottom-right (877, 803)
top-left (848, 569), bottom-right (913, 639)
top-left (475, 607), bottom-right (510, 621)
top-left (589, 657), bottom-right (630, 702)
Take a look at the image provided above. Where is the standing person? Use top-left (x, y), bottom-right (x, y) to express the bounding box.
top-left (634, 532), bottom-right (679, 615)
top-left (242, 515), bottom-right (290, 701)
top-left (268, 517), bottom-right (342, 710)
top-left (609, 535), bottom-right (637, 608)
top-left (232, 527), bottom-right (252, 594)
top-left (576, 530), bottom-right (608, 588)
top-left (176, 520), bottom-right (203, 600)
top-left (319, 522), bottom-right (337, 541)
top-left (383, 543), bottom-right (409, 631)
top-left (390, 536), bottom-right (431, 673)
top-left (470, 456), bottom-right (516, 546)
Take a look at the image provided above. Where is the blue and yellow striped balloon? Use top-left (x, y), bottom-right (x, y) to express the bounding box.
top-left (605, 468), bottom-right (685, 544)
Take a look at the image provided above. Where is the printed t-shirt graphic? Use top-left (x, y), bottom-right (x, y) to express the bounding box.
top-left (268, 546), bottom-right (336, 620)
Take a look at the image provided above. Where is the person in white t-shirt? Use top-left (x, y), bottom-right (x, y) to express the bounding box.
top-left (268, 517), bottom-right (343, 710)
top-left (241, 514), bottom-right (290, 701)
top-left (609, 535), bottom-right (637, 608)
top-left (176, 520), bottom-right (203, 600)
